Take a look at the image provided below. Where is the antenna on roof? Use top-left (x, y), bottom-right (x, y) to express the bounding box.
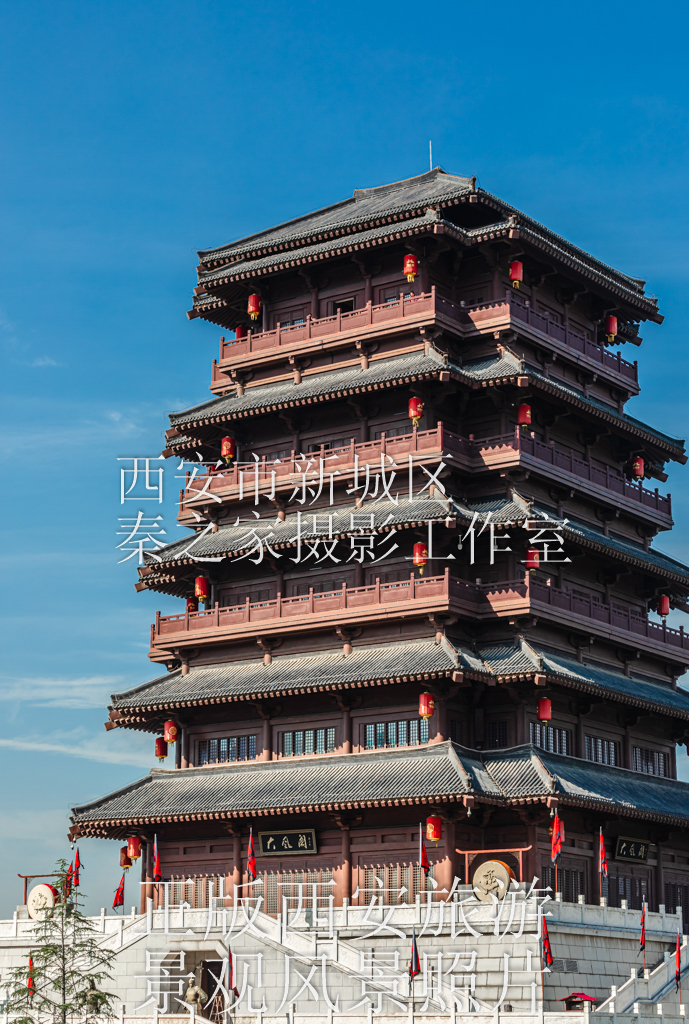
top-left (429, 141), bottom-right (433, 171)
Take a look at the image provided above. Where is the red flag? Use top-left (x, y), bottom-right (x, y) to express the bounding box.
top-left (64, 863), bottom-right (74, 899)
top-left (74, 848), bottom-right (81, 887)
top-left (420, 830), bottom-right (430, 878)
top-left (28, 956), bottom-right (35, 999)
top-left (112, 874), bottom-right (125, 910)
top-left (639, 904), bottom-right (646, 953)
top-left (598, 828), bottom-right (608, 878)
top-left (550, 811), bottom-right (564, 864)
top-left (676, 932), bottom-right (681, 992)
top-left (228, 947), bottom-right (240, 998)
top-left (247, 830), bottom-right (256, 882)
top-left (542, 914), bottom-right (554, 967)
top-left (409, 928), bottom-right (420, 979)
top-left (153, 835), bottom-right (161, 883)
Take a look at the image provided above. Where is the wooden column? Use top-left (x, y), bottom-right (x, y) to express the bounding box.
top-left (341, 708), bottom-right (352, 754)
top-left (261, 717), bottom-right (272, 761)
top-left (231, 833), bottom-right (242, 896)
top-left (144, 841), bottom-right (154, 909)
top-left (139, 843), bottom-right (147, 913)
top-left (175, 734), bottom-right (182, 769)
top-left (432, 699), bottom-right (448, 743)
top-left (624, 728), bottom-right (633, 770)
top-left (655, 843), bottom-right (665, 911)
top-left (576, 716), bottom-right (586, 760)
top-left (339, 827), bottom-right (351, 903)
top-left (181, 728), bottom-right (190, 768)
top-left (363, 275), bottom-right (372, 305)
top-left (434, 820), bottom-right (455, 893)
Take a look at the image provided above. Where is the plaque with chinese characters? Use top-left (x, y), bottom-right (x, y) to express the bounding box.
top-left (615, 836), bottom-right (650, 863)
top-left (258, 829), bottom-right (317, 856)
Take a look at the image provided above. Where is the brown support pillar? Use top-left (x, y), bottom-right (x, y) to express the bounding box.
top-left (624, 728), bottom-right (633, 770)
top-left (432, 699), bottom-right (448, 743)
top-left (261, 717), bottom-right (272, 762)
top-left (434, 819), bottom-right (455, 893)
top-left (363, 276), bottom-right (372, 305)
top-left (341, 708), bottom-right (352, 754)
top-left (339, 827), bottom-right (351, 903)
top-left (139, 843), bottom-right (147, 914)
top-left (144, 841), bottom-right (154, 909)
top-left (655, 843), bottom-right (665, 911)
top-left (231, 833), bottom-right (242, 896)
top-left (576, 717), bottom-right (586, 760)
top-left (181, 728), bottom-right (190, 769)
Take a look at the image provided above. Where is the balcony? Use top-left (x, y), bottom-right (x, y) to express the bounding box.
top-left (179, 425), bottom-right (671, 526)
top-left (149, 570), bottom-right (689, 662)
top-left (211, 287), bottom-right (638, 389)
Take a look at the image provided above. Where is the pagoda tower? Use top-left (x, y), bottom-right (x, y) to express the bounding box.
top-left (72, 169), bottom-right (689, 923)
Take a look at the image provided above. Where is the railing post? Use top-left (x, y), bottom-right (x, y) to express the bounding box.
top-left (367, 300), bottom-right (372, 325)
top-left (437, 420), bottom-right (444, 450)
top-left (276, 322), bottom-right (281, 346)
top-left (309, 587), bottom-right (314, 614)
top-left (215, 602), bottom-right (219, 628)
top-left (400, 291), bottom-right (405, 317)
top-left (444, 567), bottom-right (449, 595)
top-left (245, 596), bottom-right (250, 623)
top-left (277, 591), bottom-right (282, 617)
top-left (342, 581), bottom-right (347, 609)
top-left (336, 308), bottom-right (341, 331)
top-left (248, 328), bottom-right (253, 353)
top-left (410, 571), bottom-right (416, 599)
top-left (413, 424), bottom-right (418, 452)
top-left (307, 314), bottom-right (312, 338)
top-left (375, 577), bottom-right (380, 604)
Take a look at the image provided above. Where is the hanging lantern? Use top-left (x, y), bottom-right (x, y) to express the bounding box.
top-left (164, 721), bottom-right (179, 744)
top-left (195, 576), bottom-right (209, 602)
top-left (632, 456), bottom-right (645, 480)
top-left (509, 261), bottom-right (523, 289)
top-left (120, 846), bottom-right (132, 871)
top-left (525, 547), bottom-right (540, 572)
top-left (413, 542), bottom-right (429, 574)
top-left (127, 837), bottom-right (142, 862)
top-left (186, 597), bottom-right (198, 613)
top-left (403, 254), bottom-right (418, 283)
top-left (419, 692), bottom-right (435, 720)
top-left (247, 294), bottom-right (262, 320)
top-left (408, 396), bottom-right (424, 427)
top-left (155, 737), bottom-right (168, 762)
top-left (517, 403), bottom-right (532, 430)
top-left (221, 436), bottom-right (236, 464)
top-left (235, 325), bottom-right (247, 339)
top-left (606, 315), bottom-right (618, 344)
top-left (426, 815), bottom-right (442, 844)
top-left (537, 698), bottom-right (552, 726)
top-left (659, 595), bottom-right (670, 618)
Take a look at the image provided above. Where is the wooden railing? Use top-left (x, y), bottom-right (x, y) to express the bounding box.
top-left (151, 570), bottom-right (688, 653)
top-left (530, 577), bottom-right (689, 652)
top-left (180, 425), bottom-right (670, 517)
top-left (214, 286), bottom-right (638, 384)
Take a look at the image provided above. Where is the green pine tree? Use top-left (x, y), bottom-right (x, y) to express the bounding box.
top-left (6, 859), bottom-right (117, 1024)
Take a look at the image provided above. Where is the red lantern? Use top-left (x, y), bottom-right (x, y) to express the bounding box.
top-left (659, 595), bottom-right (670, 618)
top-left (606, 315), bottom-right (617, 344)
top-left (195, 576), bottom-right (209, 602)
top-left (419, 692), bottom-right (435, 720)
top-left (221, 436), bottom-right (236, 464)
top-left (537, 698), bottom-right (552, 726)
top-left (403, 254), bottom-right (418, 283)
top-left (632, 456), bottom-right (644, 480)
top-left (155, 737), bottom-right (168, 762)
top-left (413, 542), bottom-right (429, 574)
top-left (186, 597), bottom-right (198, 613)
top-left (408, 396), bottom-right (423, 427)
top-left (517, 403), bottom-right (532, 429)
top-left (509, 261), bottom-right (523, 289)
top-left (120, 846), bottom-right (132, 871)
top-left (127, 837), bottom-right (142, 862)
top-left (426, 815), bottom-right (442, 844)
top-left (525, 547), bottom-right (540, 572)
top-left (164, 721), bottom-right (179, 744)
top-left (247, 294), bottom-right (261, 321)
top-left (235, 325), bottom-right (247, 339)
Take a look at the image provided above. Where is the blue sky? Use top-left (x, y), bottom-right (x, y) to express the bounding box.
top-left (1, 0), bottom-right (688, 916)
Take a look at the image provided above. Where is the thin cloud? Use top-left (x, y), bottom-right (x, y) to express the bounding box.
top-left (0, 674), bottom-right (122, 708)
top-left (29, 356), bottom-right (60, 367)
top-left (0, 735), bottom-right (152, 768)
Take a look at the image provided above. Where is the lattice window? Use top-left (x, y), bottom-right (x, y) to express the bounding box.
top-left (530, 722), bottom-right (570, 755)
top-left (585, 735), bottom-right (619, 766)
top-left (633, 747), bottom-right (667, 777)
top-left (167, 875), bottom-right (224, 908)
top-left (604, 873), bottom-right (648, 911)
top-left (198, 734), bottom-right (257, 765)
top-left (282, 728), bottom-right (336, 757)
top-left (487, 721), bottom-right (508, 748)
top-left (364, 718), bottom-right (429, 749)
top-left (362, 863), bottom-right (434, 905)
top-left (665, 882), bottom-right (689, 932)
top-left (261, 868), bottom-right (333, 915)
top-left (541, 866), bottom-right (585, 903)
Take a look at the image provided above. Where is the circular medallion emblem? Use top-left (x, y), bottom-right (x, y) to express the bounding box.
top-left (471, 860), bottom-right (515, 902)
top-left (27, 883), bottom-right (58, 919)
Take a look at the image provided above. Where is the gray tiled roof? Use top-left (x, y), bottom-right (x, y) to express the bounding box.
top-left (110, 637), bottom-right (486, 711)
top-left (168, 349), bottom-right (447, 429)
top-left (197, 171), bottom-right (474, 264)
top-left (477, 639), bottom-right (689, 719)
top-left (71, 741), bottom-right (689, 828)
top-left (197, 211), bottom-right (440, 286)
top-left (194, 169), bottom-right (657, 318)
top-left (142, 495), bottom-right (455, 567)
top-left (455, 353), bottom-right (685, 456)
